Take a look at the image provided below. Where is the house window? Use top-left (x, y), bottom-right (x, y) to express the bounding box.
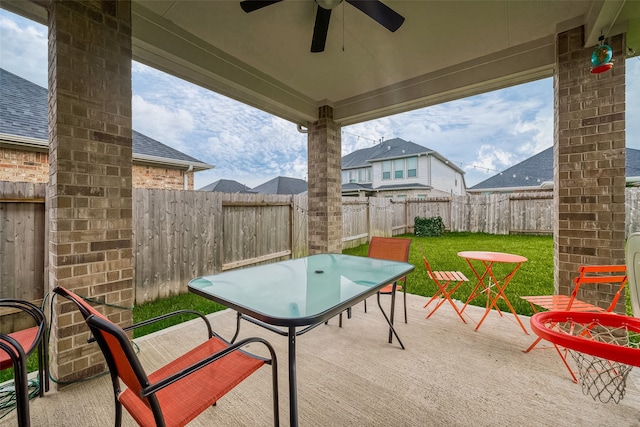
top-left (394, 159), bottom-right (404, 179)
top-left (382, 161), bottom-right (391, 180)
top-left (407, 157), bottom-right (417, 177)
top-left (417, 194), bottom-right (426, 200)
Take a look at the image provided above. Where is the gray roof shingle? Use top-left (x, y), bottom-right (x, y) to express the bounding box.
top-left (132, 130), bottom-right (204, 164)
top-left (0, 68), bottom-right (48, 140)
top-left (342, 138), bottom-right (434, 169)
top-left (470, 146), bottom-right (640, 190)
top-left (0, 68), bottom-right (211, 169)
top-left (252, 176), bottom-right (307, 194)
top-left (199, 179), bottom-right (252, 193)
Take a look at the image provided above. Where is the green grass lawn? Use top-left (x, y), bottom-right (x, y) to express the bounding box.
top-left (343, 232), bottom-right (554, 317)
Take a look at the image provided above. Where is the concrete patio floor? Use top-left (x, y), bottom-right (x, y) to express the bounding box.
top-left (5, 293), bottom-right (640, 426)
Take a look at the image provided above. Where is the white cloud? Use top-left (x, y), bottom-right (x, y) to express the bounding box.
top-left (627, 58), bottom-right (640, 150)
top-left (131, 63), bottom-right (309, 189)
top-left (0, 13), bottom-right (48, 87)
top-left (132, 95), bottom-right (195, 148)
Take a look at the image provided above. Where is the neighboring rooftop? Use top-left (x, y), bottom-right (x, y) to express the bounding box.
top-left (470, 147), bottom-right (640, 191)
top-left (199, 179), bottom-right (252, 193)
top-left (341, 137), bottom-right (464, 174)
top-left (251, 176), bottom-right (307, 195)
top-left (0, 68), bottom-right (212, 171)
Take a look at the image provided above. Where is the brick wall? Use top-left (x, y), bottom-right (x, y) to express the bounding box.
top-left (307, 105), bottom-right (343, 254)
top-left (554, 27), bottom-right (627, 312)
top-left (132, 164), bottom-right (193, 190)
top-left (48, 0), bottom-right (134, 384)
top-left (0, 147), bottom-right (48, 183)
top-left (0, 147), bottom-right (192, 190)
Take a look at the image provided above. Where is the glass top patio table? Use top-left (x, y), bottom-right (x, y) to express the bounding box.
top-left (188, 253), bottom-right (414, 427)
top-left (188, 253), bottom-right (414, 327)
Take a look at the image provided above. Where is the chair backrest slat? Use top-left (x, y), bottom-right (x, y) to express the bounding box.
top-left (568, 265), bottom-right (628, 312)
top-left (368, 237), bottom-right (411, 263)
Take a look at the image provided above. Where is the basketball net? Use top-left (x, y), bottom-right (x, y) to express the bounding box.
top-left (561, 320), bottom-right (640, 403)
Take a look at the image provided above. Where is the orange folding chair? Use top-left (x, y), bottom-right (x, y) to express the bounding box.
top-left (422, 257), bottom-right (468, 323)
top-left (521, 265), bottom-right (627, 382)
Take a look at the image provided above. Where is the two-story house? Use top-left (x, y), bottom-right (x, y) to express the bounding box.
top-left (341, 138), bottom-right (466, 199)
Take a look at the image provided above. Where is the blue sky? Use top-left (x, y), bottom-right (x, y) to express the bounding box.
top-left (1, 9), bottom-right (638, 189)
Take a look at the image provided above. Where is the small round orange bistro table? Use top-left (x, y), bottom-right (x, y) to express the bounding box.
top-left (457, 251), bottom-right (528, 334)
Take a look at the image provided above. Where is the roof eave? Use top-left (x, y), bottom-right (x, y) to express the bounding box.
top-left (467, 185), bottom-right (546, 193)
top-left (0, 133), bottom-right (48, 150)
top-left (0, 133), bottom-right (214, 171)
top-left (133, 154), bottom-right (214, 171)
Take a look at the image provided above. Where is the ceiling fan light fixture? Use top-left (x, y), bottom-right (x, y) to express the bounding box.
top-left (316, 0), bottom-right (343, 10)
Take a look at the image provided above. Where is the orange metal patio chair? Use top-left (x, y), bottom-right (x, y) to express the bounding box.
top-left (0, 299), bottom-right (49, 426)
top-left (337, 236), bottom-right (412, 328)
top-left (1, 334), bottom-right (30, 426)
top-left (422, 257), bottom-right (468, 323)
top-left (53, 286), bottom-right (280, 427)
top-left (366, 236), bottom-right (412, 323)
top-left (521, 265), bottom-right (628, 382)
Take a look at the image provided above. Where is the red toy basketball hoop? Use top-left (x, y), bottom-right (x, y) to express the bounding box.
top-left (531, 310), bottom-right (640, 403)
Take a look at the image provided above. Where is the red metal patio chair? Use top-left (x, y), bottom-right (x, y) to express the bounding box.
top-left (0, 299), bottom-right (49, 427)
top-left (0, 334), bottom-right (30, 426)
top-left (336, 236), bottom-right (412, 328)
top-left (53, 286), bottom-right (280, 427)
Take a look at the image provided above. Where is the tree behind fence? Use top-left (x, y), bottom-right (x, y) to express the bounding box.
top-left (1, 182), bottom-right (639, 305)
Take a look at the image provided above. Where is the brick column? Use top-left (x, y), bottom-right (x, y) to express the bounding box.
top-left (48, 1), bottom-right (133, 384)
top-left (307, 105), bottom-right (342, 254)
top-left (554, 27), bottom-right (626, 312)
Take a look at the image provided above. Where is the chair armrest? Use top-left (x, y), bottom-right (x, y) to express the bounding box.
top-left (88, 309), bottom-right (214, 343)
top-left (124, 310), bottom-right (214, 338)
top-left (0, 333), bottom-right (27, 362)
top-left (141, 336), bottom-right (277, 398)
top-left (0, 299), bottom-right (46, 325)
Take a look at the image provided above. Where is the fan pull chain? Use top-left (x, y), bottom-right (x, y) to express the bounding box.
top-left (342, 1), bottom-right (345, 51)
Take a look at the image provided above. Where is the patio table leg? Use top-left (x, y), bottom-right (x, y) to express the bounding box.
top-left (288, 326), bottom-right (299, 427)
top-left (376, 292), bottom-right (405, 349)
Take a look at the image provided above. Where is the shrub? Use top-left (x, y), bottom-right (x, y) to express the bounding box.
top-left (414, 216), bottom-right (445, 237)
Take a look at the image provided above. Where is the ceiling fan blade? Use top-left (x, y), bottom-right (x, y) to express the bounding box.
top-left (311, 6), bottom-right (332, 53)
top-left (346, 0), bottom-right (405, 32)
top-left (240, 0), bottom-right (282, 13)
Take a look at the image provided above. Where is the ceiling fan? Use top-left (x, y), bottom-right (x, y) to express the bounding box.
top-left (240, 0), bottom-right (405, 53)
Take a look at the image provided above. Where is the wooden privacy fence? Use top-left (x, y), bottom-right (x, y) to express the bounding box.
top-left (2, 181), bottom-right (639, 305)
top-left (133, 190), bottom-right (308, 303)
top-left (0, 181), bottom-right (46, 331)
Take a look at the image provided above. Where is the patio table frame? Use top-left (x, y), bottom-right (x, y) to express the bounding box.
top-left (188, 253), bottom-right (414, 427)
top-left (458, 251), bottom-right (529, 334)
